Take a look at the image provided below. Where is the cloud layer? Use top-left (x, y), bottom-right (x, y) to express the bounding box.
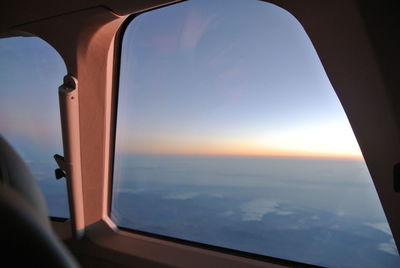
top-left (240, 199), bottom-right (293, 221)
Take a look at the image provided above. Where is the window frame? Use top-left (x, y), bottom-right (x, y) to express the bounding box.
top-left (105, 1), bottom-right (399, 267)
top-left (105, 3), bottom-right (327, 267)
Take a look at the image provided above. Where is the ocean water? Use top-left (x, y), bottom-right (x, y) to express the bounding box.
top-left (111, 154), bottom-right (400, 267)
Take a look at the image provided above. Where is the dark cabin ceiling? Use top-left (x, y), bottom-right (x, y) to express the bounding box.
top-left (0, 0), bottom-right (180, 35)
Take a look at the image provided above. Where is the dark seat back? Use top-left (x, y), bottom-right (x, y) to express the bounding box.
top-left (0, 135), bottom-right (79, 268)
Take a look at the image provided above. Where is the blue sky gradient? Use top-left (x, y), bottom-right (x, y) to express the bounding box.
top-left (117, 0), bottom-right (361, 158)
top-left (0, 37), bottom-right (66, 159)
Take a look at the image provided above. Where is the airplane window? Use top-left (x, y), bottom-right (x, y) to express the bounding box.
top-left (111, 0), bottom-right (400, 267)
top-left (0, 36), bottom-right (69, 218)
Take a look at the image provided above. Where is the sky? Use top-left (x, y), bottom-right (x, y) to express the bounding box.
top-left (0, 36), bottom-right (66, 160)
top-left (116, 0), bottom-right (363, 159)
top-left (0, 0), bottom-right (363, 160)
top-left (0, 35), bottom-right (68, 217)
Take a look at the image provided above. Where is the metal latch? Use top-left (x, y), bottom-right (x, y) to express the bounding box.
top-left (54, 154), bottom-right (67, 180)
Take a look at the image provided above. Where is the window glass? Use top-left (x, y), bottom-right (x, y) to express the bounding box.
top-left (112, 0), bottom-right (400, 267)
top-left (0, 36), bottom-right (69, 218)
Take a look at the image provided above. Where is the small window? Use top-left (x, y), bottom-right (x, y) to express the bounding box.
top-left (112, 0), bottom-right (400, 267)
top-left (0, 36), bottom-right (69, 218)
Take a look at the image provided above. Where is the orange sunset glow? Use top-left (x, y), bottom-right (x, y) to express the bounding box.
top-left (117, 124), bottom-right (363, 160)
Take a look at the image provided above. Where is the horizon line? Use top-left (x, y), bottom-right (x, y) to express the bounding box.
top-left (116, 151), bottom-right (364, 160)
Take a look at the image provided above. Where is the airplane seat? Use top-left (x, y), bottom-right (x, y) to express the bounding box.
top-left (0, 135), bottom-right (79, 268)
